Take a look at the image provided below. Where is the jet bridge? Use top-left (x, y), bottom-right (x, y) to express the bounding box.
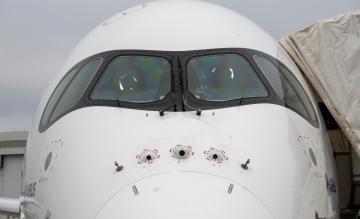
top-left (280, 11), bottom-right (360, 217)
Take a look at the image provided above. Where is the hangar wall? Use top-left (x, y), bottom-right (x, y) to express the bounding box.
top-left (0, 132), bottom-right (26, 219)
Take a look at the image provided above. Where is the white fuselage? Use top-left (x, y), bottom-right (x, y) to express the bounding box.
top-left (21, 1), bottom-right (339, 219)
top-left (24, 104), bottom-right (338, 219)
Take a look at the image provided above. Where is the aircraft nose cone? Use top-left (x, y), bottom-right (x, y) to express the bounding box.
top-left (95, 172), bottom-right (273, 219)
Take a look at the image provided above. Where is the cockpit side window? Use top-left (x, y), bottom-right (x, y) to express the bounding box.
top-left (50, 58), bottom-right (103, 122)
top-left (254, 56), bottom-right (318, 127)
top-left (90, 56), bottom-right (171, 103)
top-left (40, 68), bottom-right (78, 129)
top-left (186, 54), bottom-right (268, 102)
top-left (40, 58), bottom-right (102, 131)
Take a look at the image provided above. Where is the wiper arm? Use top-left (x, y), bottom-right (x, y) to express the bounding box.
top-left (182, 95), bottom-right (201, 116)
top-left (116, 98), bottom-right (134, 108)
top-left (182, 96), bottom-right (243, 116)
top-left (116, 97), bottom-right (176, 117)
top-left (158, 94), bottom-right (177, 116)
top-left (238, 97), bottom-right (243, 106)
top-left (159, 104), bottom-right (176, 116)
top-left (116, 98), bottom-right (125, 107)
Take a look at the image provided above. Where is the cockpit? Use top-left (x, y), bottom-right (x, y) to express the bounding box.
top-left (39, 48), bottom-right (319, 132)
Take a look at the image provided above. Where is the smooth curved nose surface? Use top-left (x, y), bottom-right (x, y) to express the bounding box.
top-left (96, 172), bottom-right (273, 219)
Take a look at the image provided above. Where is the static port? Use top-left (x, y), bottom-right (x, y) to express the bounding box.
top-left (136, 149), bottom-right (159, 165)
top-left (179, 150), bottom-right (186, 157)
top-left (204, 148), bottom-right (228, 163)
top-left (171, 145), bottom-right (193, 160)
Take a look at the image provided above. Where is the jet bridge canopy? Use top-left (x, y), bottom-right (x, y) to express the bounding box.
top-left (280, 11), bottom-right (360, 157)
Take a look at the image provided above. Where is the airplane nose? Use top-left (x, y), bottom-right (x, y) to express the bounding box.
top-left (95, 172), bottom-right (273, 219)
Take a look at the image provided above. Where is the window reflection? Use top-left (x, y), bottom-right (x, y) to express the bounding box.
top-left (254, 56), bottom-right (318, 126)
top-left (91, 56), bottom-right (171, 103)
top-left (187, 54), bottom-right (268, 101)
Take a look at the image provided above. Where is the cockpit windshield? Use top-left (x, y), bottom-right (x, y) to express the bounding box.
top-left (39, 49), bottom-right (320, 132)
top-left (186, 54), bottom-right (268, 101)
top-left (91, 56), bottom-right (171, 103)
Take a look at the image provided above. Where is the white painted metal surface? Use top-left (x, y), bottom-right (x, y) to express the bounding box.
top-left (9, 1), bottom-right (340, 219)
top-left (0, 197), bottom-right (19, 214)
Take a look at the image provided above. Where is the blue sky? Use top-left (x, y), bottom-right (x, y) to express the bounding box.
top-left (0, 0), bottom-right (359, 132)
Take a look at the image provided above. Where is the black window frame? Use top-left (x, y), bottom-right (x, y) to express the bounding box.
top-left (39, 57), bottom-right (104, 132)
top-left (253, 53), bottom-right (319, 128)
top-left (50, 58), bottom-right (104, 123)
top-left (39, 67), bottom-right (79, 130)
top-left (87, 52), bottom-right (178, 109)
top-left (39, 48), bottom-right (319, 132)
top-left (180, 48), bottom-right (282, 110)
top-left (39, 51), bottom-right (179, 133)
top-left (83, 50), bottom-right (179, 114)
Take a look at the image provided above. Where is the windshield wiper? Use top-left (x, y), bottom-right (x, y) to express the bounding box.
top-left (182, 95), bottom-right (201, 116)
top-left (116, 98), bottom-right (125, 107)
top-left (158, 94), bottom-right (177, 116)
top-left (182, 96), bottom-right (244, 116)
top-left (116, 97), bottom-right (176, 117)
top-left (238, 97), bottom-right (243, 106)
top-left (159, 104), bottom-right (176, 116)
